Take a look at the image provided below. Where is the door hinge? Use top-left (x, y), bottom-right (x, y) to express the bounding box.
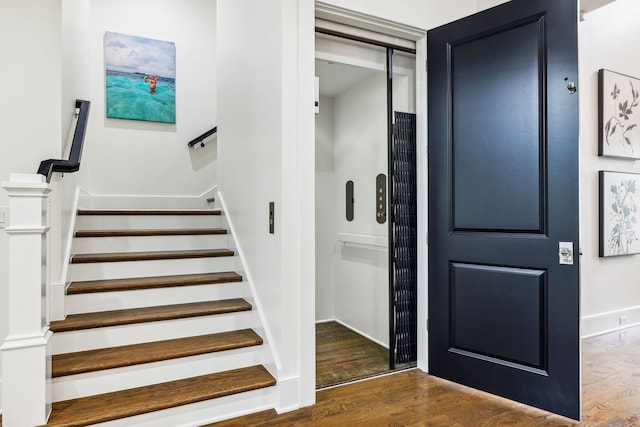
top-left (426, 318), bottom-right (429, 331)
top-left (425, 59), bottom-right (428, 73)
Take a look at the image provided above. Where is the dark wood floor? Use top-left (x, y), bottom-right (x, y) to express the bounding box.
top-left (316, 321), bottom-right (413, 389)
top-left (208, 325), bottom-right (640, 426)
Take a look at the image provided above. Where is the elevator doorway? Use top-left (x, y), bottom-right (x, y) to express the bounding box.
top-left (314, 31), bottom-right (417, 389)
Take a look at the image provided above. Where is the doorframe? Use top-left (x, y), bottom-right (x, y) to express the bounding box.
top-left (313, 2), bottom-right (429, 372)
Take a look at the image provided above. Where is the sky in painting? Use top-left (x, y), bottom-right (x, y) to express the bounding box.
top-left (104, 31), bottom-right (176, 79)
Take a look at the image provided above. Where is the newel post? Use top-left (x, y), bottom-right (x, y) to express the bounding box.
top-left (1, 173), bottom-right (52, 426)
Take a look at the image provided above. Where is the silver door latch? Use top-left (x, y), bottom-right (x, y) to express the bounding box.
top-left (559, 242), bottom-right (573, 265)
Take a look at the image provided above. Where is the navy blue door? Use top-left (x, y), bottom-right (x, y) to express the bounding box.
top-left (428, 0), bottom-right (580, 419)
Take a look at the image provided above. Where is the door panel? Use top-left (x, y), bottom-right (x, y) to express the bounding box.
top-left (452, 18), bottom-right (543, 232)
top-left (428, 0), bottom-right (580, 419)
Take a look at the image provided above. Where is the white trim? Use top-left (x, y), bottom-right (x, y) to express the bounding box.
top-left (582, 305), bottom-right (640, 338)
top-left (217, 190), bottom-right (281, 372)
top-left (298, 0), bottom-right (317, 409)
top-left (60, 186), bottom-right (81, 283)
top-left (315, 18), bottom-right (416, 51)
top-left (314, 3), bottom-right (429, 374)
top-left (274, 377), bottom-right (301, 414)
top-left (4, 226), bottom-right (49, 234)
top-left (315, 2), bottom-right (426, 40)
top-left (198, 184), bottom-right (218, 200)
top-left (415, 33), bottom-right (429, 373)
top-left (0, 329), bottom-right (51, 351)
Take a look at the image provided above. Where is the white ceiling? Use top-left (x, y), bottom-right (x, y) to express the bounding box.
top-left (315, 59), bottom-right (381, 98)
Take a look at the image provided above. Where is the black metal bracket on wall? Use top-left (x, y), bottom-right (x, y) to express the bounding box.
top-left (37, 99), bottom-right (91, 183)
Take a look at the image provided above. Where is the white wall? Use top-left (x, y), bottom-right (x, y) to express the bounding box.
top-left (0, 1), bottom-right (64, 415)
top-left (316, 96), bottom-right (337, 322)
top-left (217, 0), bottom-right (316, 410)
top-left (332, 72), bottom-right (389, 345)
top-left (315, 52), bottom-right (415, 346)
top-left (579, 0), bottom-right (640, 335)
top-left (78, 0), bottom-right (217, 198)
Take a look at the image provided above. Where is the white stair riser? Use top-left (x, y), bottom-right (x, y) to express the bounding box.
top-left (90, 387), bottom-right (275, 427)
top-left (52, 311), bottom-right (254, 353)
top-left (66, 282), bottom-right (245, 314)
top-left (68, 256), bottom-right (236, 282)
top-left (75, 215), bottom-right (223, 230)
top-left (52, 346), bottom-right (265, 401)
top-left (72, 234), bottom-right (229, 254)
top-left (83, 196), bottom-right (211, 210)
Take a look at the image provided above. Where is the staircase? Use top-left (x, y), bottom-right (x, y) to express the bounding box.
top-left (44, 207), bottom-right (275, 426)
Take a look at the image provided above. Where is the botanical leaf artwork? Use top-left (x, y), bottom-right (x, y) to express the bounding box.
top-left (607, 178), bottom-right (639, 255)
top-left (604, 81), bottom-right (639, 152)
top-left (600, 70), bottom-right (640, 158)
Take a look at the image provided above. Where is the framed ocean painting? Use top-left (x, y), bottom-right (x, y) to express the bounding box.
top-left (599, 171), bottom-right (640, 257)
top-left (598, 69), bottom-right (640, 159)
top-left (104, 32), bottom-right (176, 123)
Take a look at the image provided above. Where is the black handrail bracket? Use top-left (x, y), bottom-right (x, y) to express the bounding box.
top-left (37, 99), bottom-right (91, 183)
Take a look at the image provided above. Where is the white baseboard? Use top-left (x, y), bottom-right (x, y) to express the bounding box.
top-left (582, 305), bottom-right (640, 338)
top-left (274, 376), bottom-right (300, 414)
top-left (333, 319), bottom-right (389, 349)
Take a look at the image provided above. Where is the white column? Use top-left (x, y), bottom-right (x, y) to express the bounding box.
top-left (1, 173), bottom-right (52, 426)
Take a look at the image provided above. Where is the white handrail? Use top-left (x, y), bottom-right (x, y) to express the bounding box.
top-left (337, 232), bottom-right (388, 247)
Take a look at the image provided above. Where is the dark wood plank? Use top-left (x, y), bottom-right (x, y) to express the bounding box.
top-left (67, 272), bottom-right (242, 294)
top-left (50, 299), bottom-right (251, 332)
top-left (75, 228), bottom-right (227, 237)
top-left (71, 248), bottom-right (234, 264)
top-left (207, 326), bottom-right (640, 427)
top-left (316, 321), bottom-right (413, 389)
top-left (77, 209), bottom-right (221, 216)
top-left (53, 329), bottom-right (262, 377)
top-left (43, 365), bottom-right (275, 427)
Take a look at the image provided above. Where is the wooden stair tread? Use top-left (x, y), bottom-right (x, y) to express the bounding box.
top-left (67, 271), bottom-right (243, 294)
top-left (71, 248), bottom-right (234, 264)
top-left (50, 299), bottom-right (252, 332)
top-left (43, 365), bottom-right (275, 427)
top-left (77, 209), bottom-right (221, 215)
top-left (52, 329), bottom-right (263, 377)
top-left (75, 228), bottom-right (227, 237)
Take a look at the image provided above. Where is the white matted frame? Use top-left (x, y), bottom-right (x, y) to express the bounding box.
top-left (599, 170), bottom-right (640, 257)
top-left (598, 69), bottom-right (640, 159)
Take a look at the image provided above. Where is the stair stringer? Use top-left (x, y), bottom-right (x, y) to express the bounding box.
top-left (217, 191), bottom-right (279, 379)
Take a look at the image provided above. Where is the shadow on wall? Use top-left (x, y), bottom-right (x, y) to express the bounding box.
top-left (189, 139), bottom-right (217, 172)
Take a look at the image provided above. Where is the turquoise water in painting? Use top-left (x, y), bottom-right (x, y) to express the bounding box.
top-left (106, 70), bottom-right (176, 123)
